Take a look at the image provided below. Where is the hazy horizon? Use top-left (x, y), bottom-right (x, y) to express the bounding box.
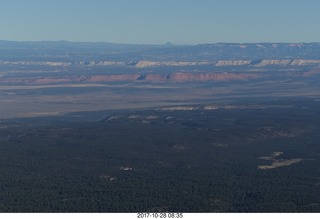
top-left (1, 39), bottom-right (320, 46)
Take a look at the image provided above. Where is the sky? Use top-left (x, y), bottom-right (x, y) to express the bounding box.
top-left (0, 0), bottom-right (319, 44)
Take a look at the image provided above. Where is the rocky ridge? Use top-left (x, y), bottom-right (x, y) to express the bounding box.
top-left (0, 72), bottom-right (259, 85)
top-left (1, 59), bottom-right (320, 68)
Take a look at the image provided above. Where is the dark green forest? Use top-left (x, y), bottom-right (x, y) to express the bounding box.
top-left (0, 98), bottom-right (320, 212)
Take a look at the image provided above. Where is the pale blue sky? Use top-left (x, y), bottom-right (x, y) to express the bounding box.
top-left (0, 0), bottom-right (319, 44)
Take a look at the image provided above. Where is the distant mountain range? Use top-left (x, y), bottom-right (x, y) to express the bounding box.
top-left (1, 41), bottom-right (320, 62)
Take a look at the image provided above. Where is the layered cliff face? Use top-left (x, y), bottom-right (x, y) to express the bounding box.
top-left (1, 59), bottom-right (320, 68)
top-left (0, 72), bottom-right (259, 85)
top-left (134, 59), bottom-right (320, 67)
top-left (1, 41), bottom-right (320, 86)
top-left (2, 62), bottom-right (320, 85)
top-left (253, 59), bottom-right (320, 66)
top-left (215, 60), bottom-right (251, 66)
top-left (134, 61), bottom-right (212, 68)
